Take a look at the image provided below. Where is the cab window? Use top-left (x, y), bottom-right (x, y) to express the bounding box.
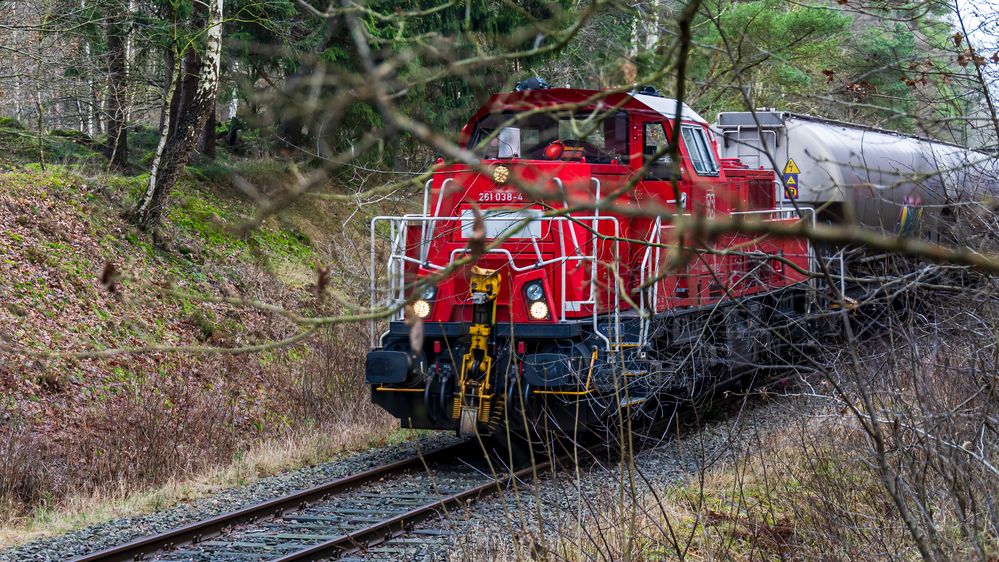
top-left (681, 124), bottom-right (719, 175)
top-left (643, 122), bottom-right (668, 160)
top-left (471, 110), bottom-right (628, 163)
top-left (642, 122), bottom-right (674, 181)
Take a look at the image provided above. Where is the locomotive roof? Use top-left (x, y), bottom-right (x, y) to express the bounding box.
top-left (474, 88), bottom-right (708, 125)
top-left (631, 93), bottom-right (708, 124)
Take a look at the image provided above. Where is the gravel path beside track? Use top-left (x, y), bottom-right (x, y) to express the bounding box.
top-left (0, 434), bottom-right (461, 562)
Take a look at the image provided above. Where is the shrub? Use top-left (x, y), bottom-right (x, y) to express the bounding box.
top-left (0, 117), bottom-right (24, 130)
top-left (48, 129), bottom-right (94, 144)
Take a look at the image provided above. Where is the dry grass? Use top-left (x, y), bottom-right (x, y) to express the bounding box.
top-left (446, 333), bottom-right (998, 561)
top-left (0, 322), bottom-right (399, 548)
top-left (0, 421), bottom-right (409, 548)
top-left (444, 290), bottom-right (999, 561)
top-left (448, 407), bottom-right (989, 562)
top-left (663, 414), bottom-right (903, 561)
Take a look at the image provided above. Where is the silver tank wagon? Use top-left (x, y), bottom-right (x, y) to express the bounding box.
top-left (713, 111), bottom-right (997, 237)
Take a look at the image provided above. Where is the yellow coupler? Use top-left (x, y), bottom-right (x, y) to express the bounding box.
top-left (454, 266), bottom-right (500, 436)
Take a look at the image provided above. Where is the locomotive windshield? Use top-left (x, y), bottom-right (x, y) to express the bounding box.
top-left (471, 110), bottom-right (628, 163)
top-left (680, 124), bottom-right (719, 175)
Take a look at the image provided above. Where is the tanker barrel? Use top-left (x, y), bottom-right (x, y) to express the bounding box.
top-left (713, 111), bottom-right (998, 235)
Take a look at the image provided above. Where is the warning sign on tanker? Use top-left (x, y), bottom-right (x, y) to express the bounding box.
top-left (782, 158), bottom-right (800, 200)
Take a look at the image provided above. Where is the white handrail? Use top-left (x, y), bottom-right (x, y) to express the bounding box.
top-left (369, 195), bottom-right (816, 351)
top-left (637, 216), bottom-right (662, 347)
top-left (369, 213), bottom-right (621, 350)
top-left (421, 178), bottom-right (432, 215)
top-left (552, 177), bottom-right (582, 254)
top-left (422, 178), bottom-right (454, 262)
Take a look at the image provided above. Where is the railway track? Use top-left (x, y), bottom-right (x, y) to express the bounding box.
top-left (72, 440), bottom-right (551, 562)
top-left (68, 385), bottom-right (768, 562)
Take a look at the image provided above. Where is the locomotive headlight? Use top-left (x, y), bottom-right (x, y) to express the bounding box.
top-left (421, 285), bottom-right (437, 301)
top-left (529, 300), bottom-right (550, 320)
top-left (412, 299), bottom-right (432, 319)
top-left (524, 281), bottom-right (544, 302)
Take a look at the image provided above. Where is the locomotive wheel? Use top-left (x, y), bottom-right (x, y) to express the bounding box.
top-left (422, 364), bottom-right (453, 424)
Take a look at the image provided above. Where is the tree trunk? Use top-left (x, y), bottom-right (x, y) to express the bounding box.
top-left (134, 0), bottom-right (224, 233)
top-left (124, 0), bottom-right (138, 124)
top-left (276, 66), bottom-right (311, 153)
top-left (139, 56), bottom-right (179, 225)
top-left (163, 48), bottom-right (175, 106)
top-left (81, 0), bottom-right (95, 137)
top-left (34, 2), bottom-right (47, 169)
top-left (11, 1), bottom-right (22, 122)
top-left (168, 49), bottom-right (201, 140)
top-left (105, 10), bottom-right (129, 171)
top-left (227, 62), bottom-right (238, 120)
top-left (35, 90), bottom-right (45, 171)
top-left (644, 0), bottom-right (661, 51)
top-left (198, 107), bottom-right (217, 159)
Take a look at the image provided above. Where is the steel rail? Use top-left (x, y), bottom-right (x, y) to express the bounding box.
top-left (272, 392), bottom-right (761, 561)
top-left (272, 458), bottom-right (554, 561)
top-left (70, 441), bottom-right (474, 562)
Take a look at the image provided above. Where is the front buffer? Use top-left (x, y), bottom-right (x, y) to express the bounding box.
top-left (366, 269), bottom-right (605, 436)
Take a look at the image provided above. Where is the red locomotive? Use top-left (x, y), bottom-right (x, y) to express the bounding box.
top-left (365, 82), bottom-right (819, 437)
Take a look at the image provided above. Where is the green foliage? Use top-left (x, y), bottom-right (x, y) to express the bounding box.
top-left (688, 0), bottom-right (852, 115)
top-left (226, 0), bottom-right (298, 62)
top-left (376, 0), bottom-right (574, 145)
top-left (0, 127), bottom-right (105, 169)
top-left (187, 308), bottom-right (220, 342)
top-left (170, 195), bottom-right (233, 247)
top-left (252, 223), bottom-right (313, 262)
top-left (220, 0), bottom-right (574, 168)
top-left (128, 127), bottom-right (162, 154)
top-left (45, 138), bottom-right (104, 167)
top-left (49, 129), bottom-right (93, 143)
top-left (20, 0), bottom-right (980, 177)
top-left (843, 23), bottom-right (918, 130)
top-left (166, 179), bottom-right (315, 280)
top-left (0, 117), bottom-right (24, 129)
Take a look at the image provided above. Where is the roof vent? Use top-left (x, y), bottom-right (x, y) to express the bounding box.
top-left (514, 77), bottom-right (551, 92)
top-left (636, 85), bottom-right (664, 97)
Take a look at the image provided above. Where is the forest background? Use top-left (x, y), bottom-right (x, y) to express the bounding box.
top-left (0, 0), bottom-right (997, 558)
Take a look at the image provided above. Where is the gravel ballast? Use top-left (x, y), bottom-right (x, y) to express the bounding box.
top-left (3, 395), bottom-right (821, 562)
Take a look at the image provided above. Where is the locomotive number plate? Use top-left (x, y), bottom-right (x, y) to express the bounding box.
top-left (478, 190), bottom-right (525, 203)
